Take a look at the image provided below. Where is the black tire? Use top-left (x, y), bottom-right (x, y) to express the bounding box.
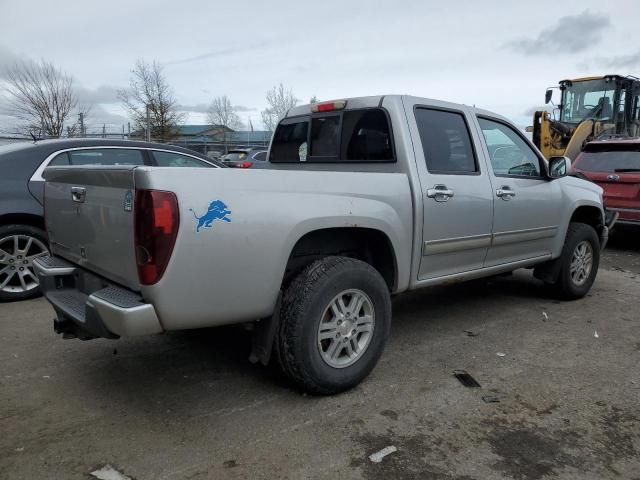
top-left (554, 222), bottom-right (600, 300)
top-left (275, 256), bottom-right (391, 395)
top-left (0, 224), bottom-right (49, 302)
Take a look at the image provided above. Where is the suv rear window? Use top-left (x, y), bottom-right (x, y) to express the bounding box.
top-left (576, 146), bottom-right (640, 173)
top-left (269, 108), bottom-right (394, 163)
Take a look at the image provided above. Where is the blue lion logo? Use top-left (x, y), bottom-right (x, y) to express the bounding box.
top-left (189, 200), bottom-right (232, 232)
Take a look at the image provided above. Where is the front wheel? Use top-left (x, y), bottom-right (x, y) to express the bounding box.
top-left (554, 222), bottom-right (600, 300)
top-left (275, 256), bottom-right (392, 395)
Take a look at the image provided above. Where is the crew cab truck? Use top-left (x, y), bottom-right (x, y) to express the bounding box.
top-left (34, 95), bottom-right (612, 395)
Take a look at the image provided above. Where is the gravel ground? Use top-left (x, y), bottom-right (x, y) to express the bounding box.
top-left (1, 234), bottom-right (639, 480)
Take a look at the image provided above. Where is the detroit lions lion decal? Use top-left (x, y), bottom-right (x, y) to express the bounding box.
top-left (189, 200), bottom-right (232, 232)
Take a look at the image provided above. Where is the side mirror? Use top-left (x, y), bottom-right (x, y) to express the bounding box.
top-left (545, 89), bottom-right (553, 104)
top-left (548, 156), bottom-right (571, 179)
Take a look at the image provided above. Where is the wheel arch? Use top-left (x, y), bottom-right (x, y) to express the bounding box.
top-left (569, 204), bottom-right (605, 234)
top-left (283, 227), bottom-right (398, 292)
top-left (0, 213), bottom-right (46, 232)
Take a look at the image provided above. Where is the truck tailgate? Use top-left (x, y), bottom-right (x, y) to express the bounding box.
top-left (43, 166), bottom-right (140, 290)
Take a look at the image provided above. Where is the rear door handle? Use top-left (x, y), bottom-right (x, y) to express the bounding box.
top-left (496, 186), bottom-right (516, 200)
top-left (426, 184), bottom-right (455, 202)
top-left (71, 186), bottom-right (86, 203)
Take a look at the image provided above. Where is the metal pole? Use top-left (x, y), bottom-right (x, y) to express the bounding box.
top-left (146, 104), bottom-right (151, 142)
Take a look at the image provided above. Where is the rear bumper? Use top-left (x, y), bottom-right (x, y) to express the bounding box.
top-left (33, 256), bottom-right (163, 340)
top-left (607, 207), bottom-right (640, 226)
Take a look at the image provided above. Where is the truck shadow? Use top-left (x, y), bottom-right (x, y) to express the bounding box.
top-left (79, 270), bottom-right (553, 416)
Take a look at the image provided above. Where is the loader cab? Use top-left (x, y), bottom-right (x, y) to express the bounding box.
top-left (559, 76), bottom-right (630, 128)
top-left (534, 75), bottom-right (640, 160)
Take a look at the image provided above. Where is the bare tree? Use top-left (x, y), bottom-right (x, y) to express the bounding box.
top-left (3, 59), bottom-right (79, 137)
top-left (207, 95), bottom-right (243, 153)
top-left (261, 83), bottom-right (298, 132)
top-left (118, 59), bottom-right (185, 143)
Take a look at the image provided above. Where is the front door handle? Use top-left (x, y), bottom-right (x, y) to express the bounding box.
top-left (426, 184), bottom-right (455, 202)
top-left (496, 186), bottom-right (516, 200)
top-left (71, 186), bottom-right (86, 203)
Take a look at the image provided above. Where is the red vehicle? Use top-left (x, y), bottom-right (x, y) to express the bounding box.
top-left (573, 139), bottom-right (640, 227)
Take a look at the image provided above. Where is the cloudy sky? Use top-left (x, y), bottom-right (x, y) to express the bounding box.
top-left (1, 0), bottom-right (639, 134)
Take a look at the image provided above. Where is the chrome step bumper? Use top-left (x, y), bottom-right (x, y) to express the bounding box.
top-left (33, 256), bottom-right (162, 339)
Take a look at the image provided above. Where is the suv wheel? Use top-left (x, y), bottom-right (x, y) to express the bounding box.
top-left (554, 222), bottom-right (600, 300)
top-left (0, 225), bottom-right (49, 302)
top-left (275, 256), bottom-right (391, 395)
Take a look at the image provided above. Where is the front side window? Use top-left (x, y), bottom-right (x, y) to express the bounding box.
top-left (478, 118), bottom-right (542, 177)
top-left (154, 151), bottom-right (212, 167)
top-left (415, 108), bottom-right (477, 174)
top-left (68, 148), bottom-right (145, 166)
top-left (269, 108), bottom-right (394, 163)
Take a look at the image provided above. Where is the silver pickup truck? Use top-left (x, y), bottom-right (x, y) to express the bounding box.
top-left (34, 95), bottom-right (614, 394)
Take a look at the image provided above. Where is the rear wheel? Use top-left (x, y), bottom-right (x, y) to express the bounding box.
top-left (275, 256), bottom-right (391, 395)
top-left (0, 225), bottom-right (49, 302)
top-left (553, 222), bottom-right (600, 300)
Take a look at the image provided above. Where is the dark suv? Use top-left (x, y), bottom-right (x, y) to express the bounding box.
top-left (0, 138), bottom-right (219, 301)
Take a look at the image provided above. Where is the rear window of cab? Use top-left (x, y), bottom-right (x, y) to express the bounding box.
top-left (269, 108), bottom-right (395, 163)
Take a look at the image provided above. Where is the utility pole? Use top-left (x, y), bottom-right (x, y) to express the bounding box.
top-left (79, 112), bottom-right (84, 137)
top-left (146, 104), bottom-right (151, 142)
top-left (102, 124), bottom-right (106, 138)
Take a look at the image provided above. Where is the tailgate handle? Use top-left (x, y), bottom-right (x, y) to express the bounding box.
top-left (71, 186), bottom-right (86, 203)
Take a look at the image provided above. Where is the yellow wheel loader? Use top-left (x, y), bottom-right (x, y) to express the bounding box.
top-left (532, 75), bottom-right (640, 160)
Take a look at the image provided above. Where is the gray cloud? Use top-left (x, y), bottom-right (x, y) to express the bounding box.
top-left (0, 45), bottom-right (22, 79)
top-left (523, 105), bottom-right (553, 116)
top-left (166, 41), bottom-right (275, 66)
top-left (176, 103), bottom-right (210, 113)
top-left (177, 103), bottom-right (256, 114)
top-left (506, 10), bottom-right (611, 55)
top-left (83, 104), bottom-right (129, 129)
top-left (76, 84), bottom-right (122, 105)
top-left (234, 105), bottom-right (255, 112)
top-left (600, 51), bottom-right (640, 69)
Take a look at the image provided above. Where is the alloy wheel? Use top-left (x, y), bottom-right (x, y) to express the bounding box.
top-left (0, 234), bottom-right (49, 294)
top-left (570, 240), bottom-right (593, 287)
top-left (317, 289), bottom-right (375, 368)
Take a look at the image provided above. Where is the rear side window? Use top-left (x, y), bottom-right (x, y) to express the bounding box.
top-left (253, 151), bottom-right (267, 161)
top-left (415, 108), bottom-right (478, 174)
top-left (49, 152), bottom-right (70, 166)
top-left (153, 151), bottom-right (212, 168)
top-left (68, 148), bottom-right (145, 166)
top-left (269, 108), bottom-right (394, 163)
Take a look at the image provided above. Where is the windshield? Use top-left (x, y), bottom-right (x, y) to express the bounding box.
top-left (560, 79), bottom-right (617, 124)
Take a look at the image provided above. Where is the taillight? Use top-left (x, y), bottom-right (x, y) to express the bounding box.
top-left (134, 190), bottom-right (179, 285)
top-left (238, 161), bottom-right (253, 168)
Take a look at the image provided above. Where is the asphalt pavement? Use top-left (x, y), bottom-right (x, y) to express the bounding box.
top-left (1, 230), bottom-right (639, 480)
